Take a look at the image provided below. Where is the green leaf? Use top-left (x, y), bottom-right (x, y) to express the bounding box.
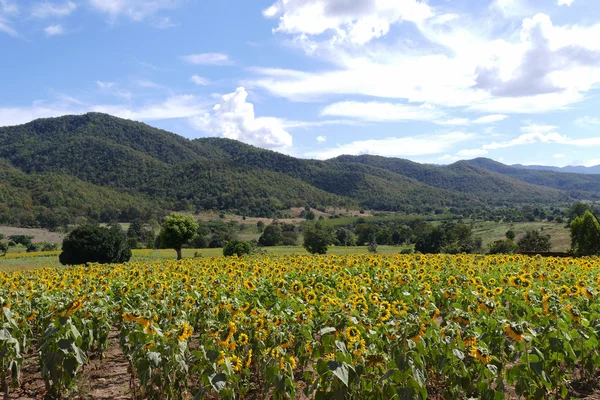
top-left (210, 373), bottom-right (227, 392)
top-left (319, 327), bottom-right (336, 335)
top-left (147, 351), bottom-right (161, 367)
top-left (328, 361), bottom-right (349, 387)
top-left (412, 365), bottom-right (426, 388)
top-left (452, 349), bottom-right (465, 360)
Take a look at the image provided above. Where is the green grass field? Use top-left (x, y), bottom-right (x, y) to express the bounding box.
top-left (471, 220), bottom-right (570, 252)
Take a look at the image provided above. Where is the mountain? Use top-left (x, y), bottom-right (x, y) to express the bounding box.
top-left (0, 113), bottom-right (587, 229)
top-left (512, 164), bottom-right (600, 175)
top-left (462, 158), bottom-right (600, 199)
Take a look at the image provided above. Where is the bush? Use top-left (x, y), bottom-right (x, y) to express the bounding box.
top-left (59, 225), bottom-right (131, 265)
top-left (517, 230), bottom-right (552, 252)
top-left (223, 239), bottom-right (253, 257)
top-left (488, 239), bottom-right (518, 254)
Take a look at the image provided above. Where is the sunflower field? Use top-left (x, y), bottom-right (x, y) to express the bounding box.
top-left (1, 253), bottom-right (600, 399)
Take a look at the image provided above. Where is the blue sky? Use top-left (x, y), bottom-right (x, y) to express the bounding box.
top-left (1, 0), bottom-right (600, 166)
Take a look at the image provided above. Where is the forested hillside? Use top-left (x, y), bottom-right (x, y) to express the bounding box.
top-left (0, 113), bottom-right (590, 229)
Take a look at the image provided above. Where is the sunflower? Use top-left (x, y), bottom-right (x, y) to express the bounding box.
top-left (345, 326), bottom-right (361, 343)
top-left (243, 280), bottom-right (256, 290)
top-left (504, 323), bottom-right (524, 342)
top-left (238, 333), bottom-right (249, 345)
top-left (470, 346), bottom-right (492, 364)
top-left (291, 281), bottom-right (303, 294)
top-left (305, 291), bottom-right (317, 303)
top-left (119, 285), bottom-right (129, 295)
top-left (230, 355), bottom-right (243, 372)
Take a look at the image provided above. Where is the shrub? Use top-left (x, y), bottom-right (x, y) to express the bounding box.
top-left (488, 239), bottom-right (518, 254)
top-left (223, 239), bottom-right (253, 257)
top-left (59, 225), bottom-right (131, 265)
top-left (517, 230), bottom-right (552, 252)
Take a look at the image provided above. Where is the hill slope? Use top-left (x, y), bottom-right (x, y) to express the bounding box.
top-left (0, 113), bottom-right (589, 228)
top-left (462, 158), bottom-right (600, 200)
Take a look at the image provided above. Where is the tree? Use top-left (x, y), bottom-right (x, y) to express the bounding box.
top-left (223, 239), bottom-right (253, 257)
top-left (159, 213), bottom-right (199, 260)
top-left (505, 230), bottom-right (516, 240)
top-left (303, 225), bottom-right (333, 254)
top-left (567, 202), bottom-right (591, 223)
top-left (488, 239), bottom-right (518, 254)
top-left (335, 228), bottom-right (356, 246)
top-left (414, 227), bottom-right (445, 254)
top-left (258, 223), bottom-right (283, 246)
top-left (256, 221), bottom-right (265, 233)
top-left (570, 211), bottom-right (600, 256)
top-left (517, 230), bottom-right (552, 252)
top-left (59, 225), bottom-right (131, 265)
top-left (0, 242), bottom-right (7, 256)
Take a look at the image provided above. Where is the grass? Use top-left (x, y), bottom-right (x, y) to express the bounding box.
top-left (472, 220), bottom-right (571, 252)
top-left (0, 245), bottom-right (407, 270)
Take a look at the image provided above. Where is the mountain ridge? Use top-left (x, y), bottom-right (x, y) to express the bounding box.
top-left (0, 113), bottom-right (592, 228)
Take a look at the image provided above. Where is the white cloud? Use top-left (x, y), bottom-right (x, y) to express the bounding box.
top-left (92, 95), bottom-right (206, 120)
top-left (553, 153), bottom-right (565, 158)
top-left (0, 0), bottom-right (18, 37)
top-left (457, 148), bottom-right (489, 157)
top-left (32, 1), bottom-right (76, 18)
top-left (316, 135), bottom-right (326, 143)
top-left (321, 101), bottom-right (443, 122)
top-left (252, 8), bottom-right (600, 117)
top-left (490, 0), bottom-right (532, 18)
top-left (575, 116), bottom-right (600, 128)
top-left (89, 0), bottom-right (178, 21)
top-left (152, 16), bottom-right (176, 29)
top-left (306, 132), bottom-right (473, 159)
top-left (190, 75), bottom-right (209, 86)
top-left (181, 53), bottom-right (232, 66)
top-left (483, 125), bottom-right (567, 150)
top-left (263, 0), bottom-right (434, 45)
top-left (472, 114), bottom-right (508, 124)
top-left (558, 0), bottom-right (574, 6)
top-left (96, 81), bottom-right (116, 89)
top-left (0, 94), bottom-right (209, 127)
top-left (437, 118), bottom-right (470, 126)
top-left (190, 87), bottom-right (293, 149)
top-left (44, 24), bottom-right (64, 36)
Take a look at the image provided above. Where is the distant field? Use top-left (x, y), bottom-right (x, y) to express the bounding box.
top-left (0, 245), bottom-right (406, 270)
top-left (472, 220), bottom-right (571, 252)
top-left (0, 225), bottom-right (64, 244)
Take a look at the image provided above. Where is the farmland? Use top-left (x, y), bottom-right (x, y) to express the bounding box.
top-left (1, 253), bottom-right (600, 399)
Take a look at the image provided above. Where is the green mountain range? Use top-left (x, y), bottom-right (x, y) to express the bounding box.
top-left (0, 113), bottom-right (591, 228)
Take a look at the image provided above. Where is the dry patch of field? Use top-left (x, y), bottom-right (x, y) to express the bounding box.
top-left (0, 226), bottom-right (64, 244)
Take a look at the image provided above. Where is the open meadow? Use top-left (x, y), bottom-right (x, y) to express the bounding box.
top-left (1, 253), bottom-right (600, 399)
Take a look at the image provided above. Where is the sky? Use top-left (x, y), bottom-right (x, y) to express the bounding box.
top-left (1, 0), bottom-right (600, 166)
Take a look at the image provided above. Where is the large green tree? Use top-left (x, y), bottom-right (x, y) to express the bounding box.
top-left (59, 225), bottom-right (131, 265)
top-left (159, 214), bottom-right (199, 260)
top-left (303, 225), bottom-right (333, 254)
top-left (258, 223), bottom-right (283, 247)
top-left (570, 211), bottom-right (600, 256)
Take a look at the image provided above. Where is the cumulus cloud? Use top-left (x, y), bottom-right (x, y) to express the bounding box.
top-left (316, 135), bottom-right (326, 143)
top-left (44, 24), bottom-right (64, 36)
top-left (558, 0), bottom-right (574, 5)
top-left (306, 132), bottom-right (473, 160)
top-left (89, 0), bottom-right (178, 21)
top-left (190, 75), bottom-right (209, 86)
top-left (180, 53), bottom-right (232, 66)
top-left (32, 1), bottom-right (76, 18)
top-left (263, 0), bottom-right (433, 45)
top-left (474, 14), bottom-right (600, 97)
top-left (553, 153), bottom-right (566, 158)
top-left (190, 87), bottom-right (293, 149)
